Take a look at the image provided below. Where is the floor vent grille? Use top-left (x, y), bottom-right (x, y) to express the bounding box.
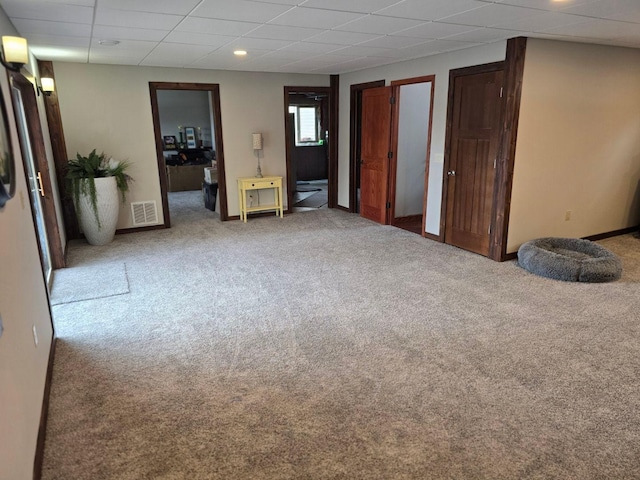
top-left (131, 201), bottom-right (157, 226)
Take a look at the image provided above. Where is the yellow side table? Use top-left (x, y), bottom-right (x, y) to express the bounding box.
top-left (237, 176), bottom-right (284, 222)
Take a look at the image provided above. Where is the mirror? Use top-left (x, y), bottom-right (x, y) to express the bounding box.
top-left (0, 89), bottom-right (15, 208)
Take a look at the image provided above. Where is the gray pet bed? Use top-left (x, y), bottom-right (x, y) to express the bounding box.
top-left (518, 237), bottom-right (622, 282)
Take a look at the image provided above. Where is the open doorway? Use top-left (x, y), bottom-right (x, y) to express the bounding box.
top-left (352, 77), bottom-right (435, 237)
top-left (149, 82), bottom-right (226, 227)
top-left (284, 87), bottom-right (332, 213)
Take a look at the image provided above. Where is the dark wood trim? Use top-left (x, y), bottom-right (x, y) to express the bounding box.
top-left (440, 61), bottom-right (506, 242)
top-left (335, 205), bottom-right (350, 213)
top-left (393, 214), bottom-right (422, 224)
top-left (284, 85), bottom-right (333, 213)
top-left (387, 85), bottom-right (400, 225)
top-left (505, 226), bottom-right (639, 258)
top-left (424, 232), bottom-right (440, 242)
top-left (390, 75), bottom-right (435, 87)
top-left (584, 226), bottom-right (639, 242)
top-left (9, 72), bottom-right (66, 270)
top-left (115, 224), bottom-right (166, 235)
top-left (33, 334), bottom-right (56, 480)
top-left (349, 79), bottom-right (385, 213)
top-left (490, 37), bottom-right (528, 262)
top-left (328, 75), bottom-right (339, 208)
top-left (37, 60), bottom-right (78, 244)
top-left (148, 82), bottom-right (228, 227)
top-left (503, 252), bottom-right (518, 261)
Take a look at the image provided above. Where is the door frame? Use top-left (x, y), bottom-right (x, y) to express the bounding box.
top-left (284, 84), bottom-right (336, 212)
top-left (349, 79), bottom-right (385, 213)
top-left (440, 37), bottom-right (526, 261)
top-left (10, 72), bottom-right (65, 270)
top-left (388, 75), bottom-right (436, 236)
top-left (149, 82), bottom-right (227, 225)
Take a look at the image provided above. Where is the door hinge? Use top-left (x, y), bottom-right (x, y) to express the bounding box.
top-left (493, 157), bottom-right (497, 169)
top-left (387, 151), bottom-right (393, 159)
top-left (386, 202), bottom-right (391, 209)
top-left (36, 171), bottom-right (45, 197)
top-left (390, 96), bottom-right (396, 104)
top-left (500, 87), bottom-right (504, 98)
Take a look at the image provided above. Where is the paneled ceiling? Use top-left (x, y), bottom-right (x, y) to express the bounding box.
top-left (1, 0), bottom-right (639, 74)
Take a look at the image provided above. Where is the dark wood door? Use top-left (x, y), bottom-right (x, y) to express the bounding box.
top-left (360, 86), bottom-right (392, 224)
top-left (445, 69), bottom-right (504, 256)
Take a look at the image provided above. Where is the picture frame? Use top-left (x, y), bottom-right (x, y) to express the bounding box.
top-left (184, 127), bottom-right (197, 149)
top-left (163, 135), bottom-right (177, 150)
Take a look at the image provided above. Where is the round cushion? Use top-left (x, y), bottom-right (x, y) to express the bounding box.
top-left (518, 237), bottom-right (622, 283)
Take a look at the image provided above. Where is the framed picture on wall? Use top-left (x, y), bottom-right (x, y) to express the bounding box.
top-left (185, 127), bottom-right (197, 149)
top-left (163, 135), bottom-right (177, 150)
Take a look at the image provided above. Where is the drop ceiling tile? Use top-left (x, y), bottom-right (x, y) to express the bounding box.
top-left (492, 11), bottom-right (594, 32)
top-left (25, 34), bottom-right (90, 48)
top-left (268, 6), bottom-right (365, 29)
top-left (22, 0), bottom-right (94, 5)
top-left (396, 39), bottom-right (480, 58)
top-left (335, 15), bottom-right (425, 35)
top-left (330, 45), bottom-right (398, 57)
top-left (258, 50), bottom-right (311, 62)
top-left (244, 24), bottom-right (323, 41)
top-left (96, 0), bottom-right (201, 15)
top-left (493, 0), bottom-right (603, 12)
top-left (141, 43), bottom-right (217, 66)
top-left (12, 18), bottom-right (92, 37)
top-left (443, 27), bottom-right (520, 42)
top-left (95, 8), bottom-right (184, 30)
top-left (92, 25), bottom-right (170, 42)
top-left (357, 34), bottom-right (435, 49)
top-left (303, 30), bottom-right (381, 45)
top-left (91, 38), bottom-right (158, 55)
top-left (441, 3), bottom-right (540, 27)
top-left (162, 31), bottom-right (237, 47)
top-left (90, 56), bottom-right (143, 66)
top-left (243, 0), bottom-right (299, 4)
top-left (278, 42), bottom-right (345, 54)
top-left (375, 0), bottom-right (488, 21)
top-left (545, 18), bottom-right (640, 39)
top-left (175, 17), bottom-right (259, 36)
top-left (191, 0), bottom-right (293, 23)
top-left (561, 0), bottom-right (640, 23)
top-left (395, 21), bottom-right (477, 39)
top-left (222, 37), bottom-right (294, 50)
top-left (29, 45), bottom-right (89, 62)
top-left (1, 1), bottom-right (93, 23)
top-left (300, 0), bottom-right (406, 14)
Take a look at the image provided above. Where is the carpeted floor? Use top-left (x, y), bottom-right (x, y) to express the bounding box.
top-left (43, 193), bottom-right (640, 479)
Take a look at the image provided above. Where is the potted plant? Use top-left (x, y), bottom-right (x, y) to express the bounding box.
top-left (66, 149), bottom-right (131, 245)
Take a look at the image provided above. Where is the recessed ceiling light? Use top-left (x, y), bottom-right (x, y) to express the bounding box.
top-left (234, 50), bottom-right (247, 56)
top-left (98, 39), bottom-right (120, 46)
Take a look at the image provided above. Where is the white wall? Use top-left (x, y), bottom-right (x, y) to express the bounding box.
top-left (0, 11), bottom-right (54, 480)
top-left (53, 63), bottom-right (329, 225)
top-left (338, 42), bottom-right (507, 235)
top-left (395, 81), bottom-right (431, 218)
top-left (507, 39), bottom-right (640, 252)
top-left (157, 90), bottom-right (213, 149)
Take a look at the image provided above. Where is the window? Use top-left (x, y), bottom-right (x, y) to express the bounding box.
top-left (289, 105), bottom-right (320, 146)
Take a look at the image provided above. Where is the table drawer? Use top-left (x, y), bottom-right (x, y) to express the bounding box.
top-left (243, 179), bottom-right (279, 189)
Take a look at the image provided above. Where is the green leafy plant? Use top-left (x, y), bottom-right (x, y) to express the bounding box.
top-left (66, 149), bottom-right (132, 228)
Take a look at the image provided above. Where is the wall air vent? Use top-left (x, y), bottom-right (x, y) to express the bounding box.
top-left (131, 201), bottom-right (157, 226)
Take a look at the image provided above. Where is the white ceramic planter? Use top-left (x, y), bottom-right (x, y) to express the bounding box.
top-left (76, 177), bottom-right (120, 246)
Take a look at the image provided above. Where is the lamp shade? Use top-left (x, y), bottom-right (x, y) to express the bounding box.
top-left (40, 76), bottom-right (55, 93)
top-left (252, 133), bottom-right (263, 150)
top-left (2, 36), bottom-right (28, 65)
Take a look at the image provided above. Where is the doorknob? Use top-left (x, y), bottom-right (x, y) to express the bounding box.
top-left (447, 170), bottom-right (456, 176)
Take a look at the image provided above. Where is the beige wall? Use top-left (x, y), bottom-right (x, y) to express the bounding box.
top-left (508, 39), bottom-right (640, 252)
top-left (0, 11), bottom-right (54, 480)
top-left (53, 63), bottom-right (329, 225)
top-left (337, 42), bottom-right (507, 235)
